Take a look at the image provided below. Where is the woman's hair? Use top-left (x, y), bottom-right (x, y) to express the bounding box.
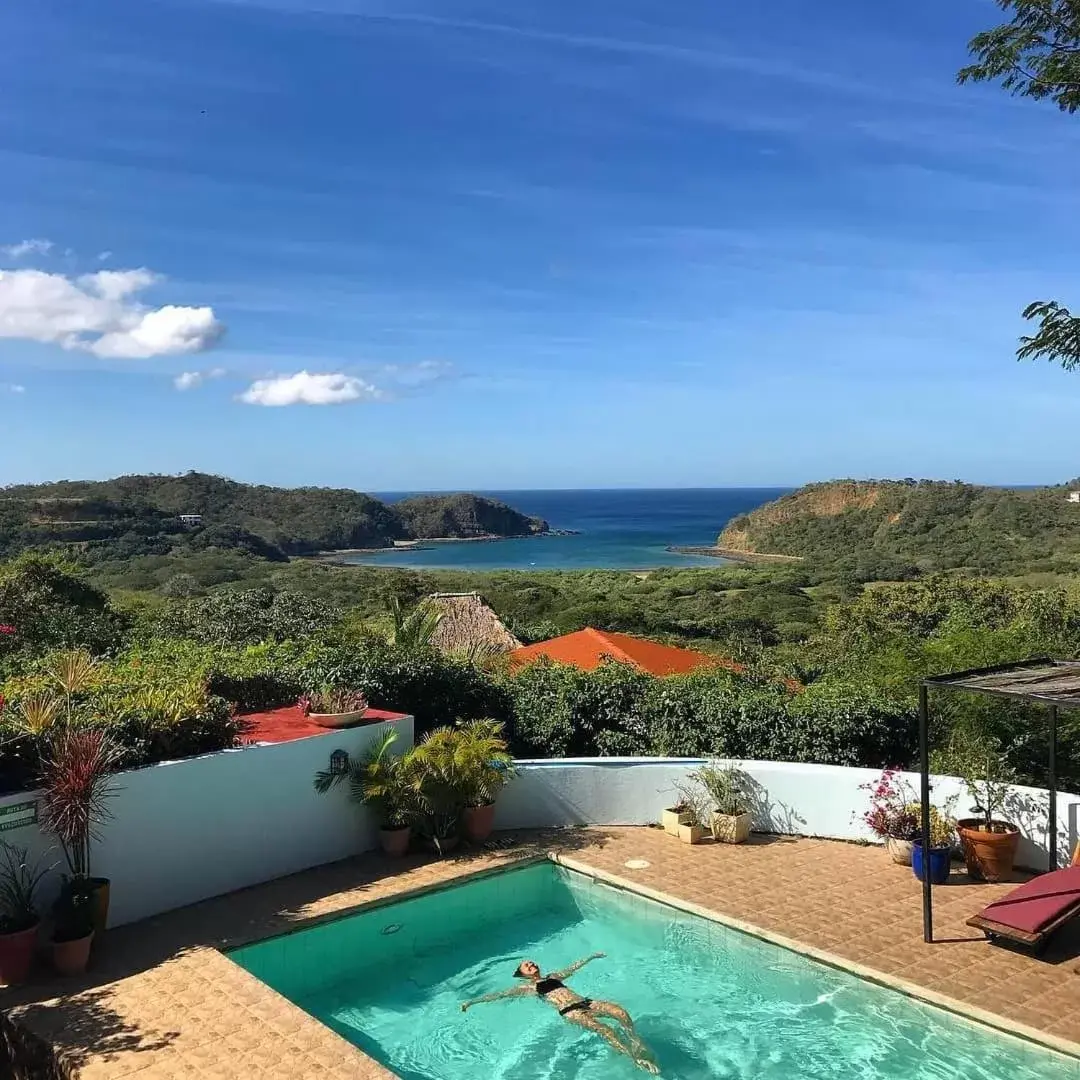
top-left (513, 962), bottom-right (533, 978)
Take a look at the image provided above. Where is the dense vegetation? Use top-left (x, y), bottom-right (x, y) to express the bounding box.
top-left (719, 479), bottom-right (1080, 581)
top-left (3, 549), bottom-right (1079, 798)
top-left (0, 472), bottom-right (547, 564)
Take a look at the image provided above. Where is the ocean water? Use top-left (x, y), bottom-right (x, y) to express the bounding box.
top-left (346, 488), bottom-right (789, 570)
top-left (230, 863), bottom-right (1075, 1080)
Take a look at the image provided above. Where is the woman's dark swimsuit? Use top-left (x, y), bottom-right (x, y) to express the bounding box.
top-left (536, 977), bottom-right (592, 1016)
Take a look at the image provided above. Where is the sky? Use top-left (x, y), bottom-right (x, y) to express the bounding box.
top-left (2, 0), bottom-right (1080, 490)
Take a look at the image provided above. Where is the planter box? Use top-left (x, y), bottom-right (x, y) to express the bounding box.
top-left (662, 807), bottom-right (692, 836)
top-left (677, 823), bottom-right (707, 845)
top-left (712, 812), bottom-right (752, 845)
top-left (308, 710), bottom-right (367, 730)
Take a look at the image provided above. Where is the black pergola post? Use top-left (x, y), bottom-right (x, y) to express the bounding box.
top-left (1049, 704), bottom-right (1058, 872)
top-left (919, 684), bottom-right (933, 943)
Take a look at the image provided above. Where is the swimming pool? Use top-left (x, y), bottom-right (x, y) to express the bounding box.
top-left (229, 861), bottom-right (1078, 1079)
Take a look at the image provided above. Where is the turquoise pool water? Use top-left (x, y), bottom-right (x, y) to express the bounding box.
top-left (230, 863), bottom-right (1078, 1079)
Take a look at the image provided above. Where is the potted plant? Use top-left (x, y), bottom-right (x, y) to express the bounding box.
top-left (661, 801), bottom-right (693, 836)
top-left (50, 877), bottom-right (96, 975)
top-left (910, 803), bottom-right (956, 885)
top-left (672, 779), bottom-right (710, 845)
top-left (0, 842), bottom-right (50, 985)
top-left (297, 688), bottom-right (369, 729)
top-left (455, 719), bottom-right (515, 844)
top-left (409, 727), bottom-right (470, 855)
top-left (957, 749), bottom-right (1020, 882)
top-left (38, 727), bottom-right (119, 937)
top-left (693, 762), bottom-right (753, 844)
top-left (314, 729), bottom-right (416, 856)
top-left (858, 768), bottom-right (919, 865)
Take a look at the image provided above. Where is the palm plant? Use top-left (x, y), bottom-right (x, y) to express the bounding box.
top-left (38, 728), bottom-right (120, 880)
top-left (408, 726), bottom-right (469, 851)
top-left (454, 719), bottom-right (515, 808)
top-left (387, 596), bottom-right (444, 649)
top-left (314, 729), bottom-right (416, 830)
top-left (0, 842), bottom-right (52, 934)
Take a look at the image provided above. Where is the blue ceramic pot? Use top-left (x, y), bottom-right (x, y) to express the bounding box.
top-left (912, 842), bottom-right (952, 884)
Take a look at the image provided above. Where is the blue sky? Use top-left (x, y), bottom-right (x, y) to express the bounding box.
top-left (2, 0), bottom-right (1079, 490)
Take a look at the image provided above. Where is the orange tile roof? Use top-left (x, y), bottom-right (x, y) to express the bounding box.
top-left (509, 627), bottom-right (745, 678)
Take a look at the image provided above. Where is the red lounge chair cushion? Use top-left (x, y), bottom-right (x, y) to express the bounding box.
top-left (976, 865), bottom-right (1080, 935)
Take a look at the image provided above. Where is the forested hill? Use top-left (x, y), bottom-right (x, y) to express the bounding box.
top-left (718, 479), bottom-right (1080, 579)
top-left (0, 473), bottom-right (548, 563)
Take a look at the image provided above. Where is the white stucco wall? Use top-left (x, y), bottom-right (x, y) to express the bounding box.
top-left (495, 758), bottom-right (1080, 870)
top-left (0, 716), bottom-right (413, 927)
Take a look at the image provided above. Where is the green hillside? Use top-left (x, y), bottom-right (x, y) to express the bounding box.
top-left (718, 479), bottom-right (1080, 580)
top-left (393, 493), bottom-right (547, 539)
top-left (0, 473), bottom-right (547, 563)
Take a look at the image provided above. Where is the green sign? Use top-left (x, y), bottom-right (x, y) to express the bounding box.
top-left (0, 800), bottom-right (38, 833)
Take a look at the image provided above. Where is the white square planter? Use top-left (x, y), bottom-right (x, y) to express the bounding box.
top-left (711, 812), bottom-right (752, 845)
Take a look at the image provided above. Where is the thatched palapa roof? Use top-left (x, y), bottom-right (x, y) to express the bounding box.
top-left (426, 592), bottom-right (522, 654)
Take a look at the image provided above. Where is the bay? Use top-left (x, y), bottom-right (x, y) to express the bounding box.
top-left (342, 488), bottom-right (789, 570)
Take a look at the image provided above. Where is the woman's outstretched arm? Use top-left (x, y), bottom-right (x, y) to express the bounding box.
top-left (461, 985), bottom-right (531, 1011)
top-left (549, 952), bottom-right (605, 980)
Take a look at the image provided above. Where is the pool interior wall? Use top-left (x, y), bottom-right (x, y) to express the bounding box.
top-left (229, 861), bottom-right (1080, 1080)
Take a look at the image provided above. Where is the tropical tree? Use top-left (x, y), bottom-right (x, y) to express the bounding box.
top-left (387, 596), bottom-right (443, 649)
top-left (959, 0), bottom-right (1080, 370)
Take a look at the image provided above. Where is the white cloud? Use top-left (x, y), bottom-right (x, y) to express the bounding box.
top-left (174, 367), bottom-right (225, 391)
top-left (97, 251), bottom-right (113, 262)
top-left (239, 370), bottom-right (384, 407)
top-left (0, 267), bottom-right (224, 359)
top-left (0, 382), bottom-right (25, 394)
top-left (1, 239), bottom-right (53, 259)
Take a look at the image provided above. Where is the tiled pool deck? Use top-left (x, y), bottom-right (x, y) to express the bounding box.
top-left (6, 828), bottom-right (1080, 1078)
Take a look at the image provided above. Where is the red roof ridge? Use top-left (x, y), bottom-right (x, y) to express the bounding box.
top-left (582, 626), bottom-right (636, 666)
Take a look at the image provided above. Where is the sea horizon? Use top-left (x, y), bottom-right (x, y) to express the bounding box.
top-left (348, 488), bottom-right (791, 571)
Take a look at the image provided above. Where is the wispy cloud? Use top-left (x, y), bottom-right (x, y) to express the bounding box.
top-left (239, 370), bottom-right (385, 406)
top-left (0, 262), bottom-right (225, 359)
top-left (0, 382), bottom-right (26, 394)
top-left (2, 238), bottom-right (53, 259)
top-left (174, 367), bottom-right (226, 390)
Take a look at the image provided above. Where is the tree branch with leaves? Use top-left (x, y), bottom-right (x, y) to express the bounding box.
top-left (958, 0), bottom-right (1080, 370)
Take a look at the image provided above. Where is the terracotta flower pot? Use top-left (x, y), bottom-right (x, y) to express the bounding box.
top-left (957, 819), bottom-right (1020, 882)
top-left (463, 803), bottom-right (496, 844)
top-left (0, 922), bottom-right (40, 986)
top-left (885, 838), bottom-right (914, 866)
top-left (52, 931), bottom-right (94, 976)
top-left (379, 826), bottom-right (411, 857)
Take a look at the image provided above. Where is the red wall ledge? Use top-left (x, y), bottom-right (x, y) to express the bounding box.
top-left (237, 706), bottom-right (411, 745)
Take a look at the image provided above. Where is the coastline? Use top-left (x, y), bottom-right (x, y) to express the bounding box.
top-left (308, 530), bottom-right (578, 564)
top-left (666, 545), bottom-right (803, 564)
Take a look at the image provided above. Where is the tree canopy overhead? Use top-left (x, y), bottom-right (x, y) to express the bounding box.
top-left (958, 0), bottom-right (1080, 370)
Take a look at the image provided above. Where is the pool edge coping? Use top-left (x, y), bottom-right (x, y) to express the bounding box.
top-left (553, 852), bottom-right (1080, 1067)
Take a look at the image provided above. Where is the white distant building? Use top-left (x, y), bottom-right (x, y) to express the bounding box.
top-left (179, 514), bottom-right (203, 527)
top-left (1068, 492), bottom-right (1080, 504)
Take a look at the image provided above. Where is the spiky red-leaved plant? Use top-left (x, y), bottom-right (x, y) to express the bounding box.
top-left (38, 729), bottom-right (120, 879)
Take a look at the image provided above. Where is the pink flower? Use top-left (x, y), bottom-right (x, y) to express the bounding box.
top-left (0, 625), bottom-right (15, 635)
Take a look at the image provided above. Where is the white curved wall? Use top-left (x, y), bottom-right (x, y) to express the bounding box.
top-left (495, 758), bottom-right (1080, 870)
top-left (0, 717), bottom-right (413, 927)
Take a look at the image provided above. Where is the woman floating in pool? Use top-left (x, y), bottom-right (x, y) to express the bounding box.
top-left (460, 952), bottom-right (659, 1073)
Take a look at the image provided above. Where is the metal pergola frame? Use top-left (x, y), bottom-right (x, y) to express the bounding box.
top-left (918, 658), bottom-right (1080, 943)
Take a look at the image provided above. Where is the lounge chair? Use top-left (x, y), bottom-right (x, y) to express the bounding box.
top-left (967, 843), bottom-right (1080, 952)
